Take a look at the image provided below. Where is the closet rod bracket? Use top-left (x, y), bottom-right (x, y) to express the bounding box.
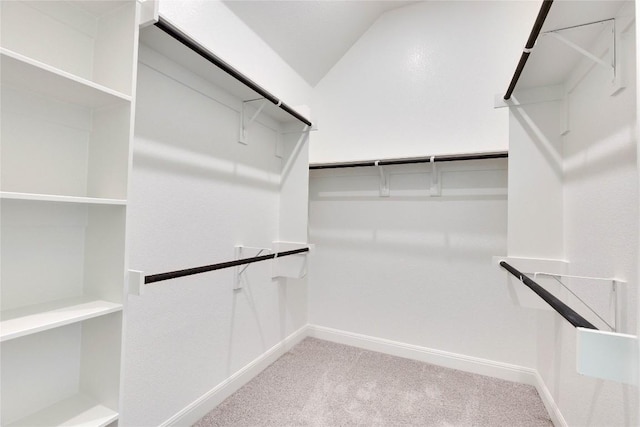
top-left (541, 19), bottom-right (616, 83)
top-left (239, 99), bottom-right (268, 145)
top-left (430, 156), bottom-right (441, 196)
top-left (234, 245), bottom-right (272, 289)
top-left (375, 161), bottom-right (390, 197)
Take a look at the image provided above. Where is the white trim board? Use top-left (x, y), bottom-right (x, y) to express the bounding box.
top-left (534, 370), bottom-right (568, 427)
top-left (307, 325), bottom-right (567, 427)
top-left (161, 325), bottom-right (308, 427)
top-left (307, 325), bottom-right (536, 384)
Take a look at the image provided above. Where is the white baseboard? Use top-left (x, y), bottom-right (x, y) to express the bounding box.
top-left (161, 325), bottom-right (309, 426)
top-left (308, 325), bottom-right (537, 384)
top-left (532, 370), bottom-right (568, 427)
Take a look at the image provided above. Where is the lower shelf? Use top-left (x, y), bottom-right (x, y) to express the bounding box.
top-left (6, 394), bottom-right (118, 427)
top-left (0, 297), bottom-right (123, 342)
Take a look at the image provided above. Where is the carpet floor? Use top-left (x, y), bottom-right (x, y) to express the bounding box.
top-left (194, 337), bottom-right (553, 426)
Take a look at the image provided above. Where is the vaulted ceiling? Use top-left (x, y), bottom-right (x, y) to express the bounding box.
top-left (222, 0), bottom-right (418, 87)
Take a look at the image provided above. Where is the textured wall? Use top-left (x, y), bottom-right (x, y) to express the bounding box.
top-left (507, 3), bottom-right (638, 425)
top-left (120, 2), bottom-right (312, 424)
top-left (308, 159), bottom-right (538, 368)
top-left (310, 1), bottom-right (540, 164)
top-left (551, 11), bottom-right (638, 425)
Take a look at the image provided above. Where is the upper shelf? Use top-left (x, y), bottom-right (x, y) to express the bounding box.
top-left (1, 48), bottom-right (131, 108)
top-left (0, 192), bottom-right (127, 206)
top-left (506, 0), bottom-right (630, 95)
top-left (139, 16), bottom-right (312, 127)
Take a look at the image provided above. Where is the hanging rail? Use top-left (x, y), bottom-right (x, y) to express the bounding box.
top-left (309, 151), bottom-right (508, 170)
top-left (500, 261), bottom-right (597, 329)
top-left (153, 16), bottom-right (312, 127)
top-left (503, 0), bottom-right (554, 100)
top-left (145, 247), bottom-right (310, 284)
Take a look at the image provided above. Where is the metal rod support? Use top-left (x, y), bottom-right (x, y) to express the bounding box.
top-left (145, 248), bottom-right (310, 284)
top-left (309, 152), bottom-right (508, 170)
top-left (504, 0), bottom-right (554, 100)
top-left (154, 17), bottom-right (312, 127)
top-left (500, 261), bottom-right (597, 329)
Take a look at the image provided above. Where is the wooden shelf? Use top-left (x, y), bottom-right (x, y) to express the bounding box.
top-left (0, 192), bottom-right (127, 206)
top-left (0, 297), bottom-right (123, 342)
top-left (6, 394), bottom-right (118, 427)
top-left (0, 48), bottom-right (131, 108)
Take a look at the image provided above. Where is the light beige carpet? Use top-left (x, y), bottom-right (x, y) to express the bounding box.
top-left (195, 337), bottom-right (552, 426)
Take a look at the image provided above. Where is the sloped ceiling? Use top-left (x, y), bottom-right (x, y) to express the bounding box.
top-left (222, 0), bottom-right (418, 87)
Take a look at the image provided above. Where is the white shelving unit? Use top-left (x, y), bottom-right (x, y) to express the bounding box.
top-left (0, 1), bottom-right (139, 425)
top-left (0, 192), bottom-right (127, 206)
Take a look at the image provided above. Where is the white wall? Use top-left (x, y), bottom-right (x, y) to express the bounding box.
top-left (507, 99), bottom-right (564, 259)
top-left (550, 11), bottom-right (637, 426)
top-left (507, 3), bottom-right (638, 425)
top-left (308, 160), bottom-right (539, 368)
top-left (121, 2), bottom-right (313, 425)
top-left (307, 0), bottom-right (541, 370)
top-left (310, 0), bottom-right (541, 164)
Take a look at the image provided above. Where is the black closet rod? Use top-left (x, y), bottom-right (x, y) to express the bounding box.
top-left (309, 151), bottom-right (508, 170)
top-left (503, 0), bottom-right (554, 100)
top-left (499, 261), bottom-right (597, 329)
top-left (154, 16), bottom-right (312, 127)
top-left (145, 247), bottom-right (310, 284)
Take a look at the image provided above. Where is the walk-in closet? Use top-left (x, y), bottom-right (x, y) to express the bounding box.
top-left (0, 0), bottom-right (638, 426)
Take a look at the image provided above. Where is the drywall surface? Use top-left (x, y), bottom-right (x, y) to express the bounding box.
top-left (507, 100), bottom-right (564, 259)
top-left (158, 0), bottom-right (312, 118)
top-left (548, 13), bottom-right (638, 426)
top-left (310, 1), bottom-right (540, 164)
top-left (507, 4), bottom-right (638, 425)
top-left (308, 159), bottom-right (538, 368)
top-left (121, 35), bottom-right (310, 427)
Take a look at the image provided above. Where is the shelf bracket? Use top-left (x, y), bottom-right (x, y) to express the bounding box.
top-left (542, 22), bottom-right (615, 86)
top-left (430, 156), bottom-right (441, 196)
top-left (533, 272), bottom-right (624, 332)
top-left (272, 241), bottom-right (314, 279)
top-left (239, 99), bottom-right (268, 145)
top-left (234, 245), bottom-right (271, 290)
top-left (375, 161), bottom-right (390, 197)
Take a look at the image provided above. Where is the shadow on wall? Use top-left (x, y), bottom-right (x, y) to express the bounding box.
top-left (563, 121), bottom-right (637, 183)
top-left (133, 59), bottom-right (298, 192)
top-left (509, 105), bottom-right (563, 181)
top-left (308, 160), bottom-right (508, 260)
top-left (133, 138), bottom-right (281, 193)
